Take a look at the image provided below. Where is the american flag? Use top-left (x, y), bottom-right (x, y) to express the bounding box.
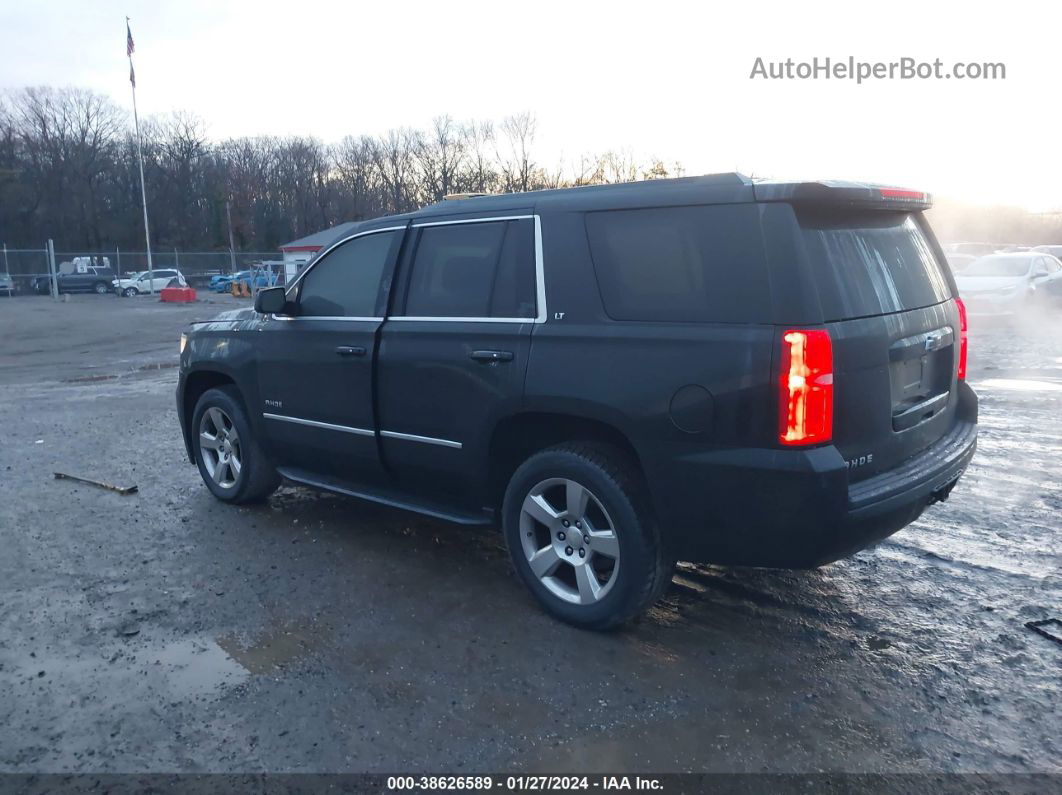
top-left (129, 63), bottom-right (136, 88)
top-left (126, 20), bottom-right (135, 56)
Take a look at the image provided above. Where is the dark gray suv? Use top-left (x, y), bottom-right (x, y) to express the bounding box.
top-left (177, 174), bottom-right (977, 628)
top-left (33, 265), bottom-right (117, 295)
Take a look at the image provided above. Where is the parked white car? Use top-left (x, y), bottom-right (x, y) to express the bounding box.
top-left (955, 253), bottom-right (1062, 314)
top-left (113, 269), bottom-right (186, 296)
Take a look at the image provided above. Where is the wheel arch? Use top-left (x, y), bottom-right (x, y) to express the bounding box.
top-left (486, 410), bottom-right (646, 515)
top-left (180, 369), bottom-right (241, 462)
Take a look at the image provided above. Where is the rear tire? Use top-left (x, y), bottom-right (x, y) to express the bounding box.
top-left (502, 442), bottom-right (674, 630)
top-left (93, 282), bottom-right (109, 294)
top-left (192, 386), bottom-right (280, 504)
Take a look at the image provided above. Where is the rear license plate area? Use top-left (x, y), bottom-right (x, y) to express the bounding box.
top-left (889, 327), bottom-right (954, 431)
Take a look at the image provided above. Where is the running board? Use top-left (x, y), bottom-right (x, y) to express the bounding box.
top-left (277, 467), bottom-right (495, 526)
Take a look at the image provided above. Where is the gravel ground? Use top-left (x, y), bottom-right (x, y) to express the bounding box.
top-left (0, 294), bottom-right (1058, 776)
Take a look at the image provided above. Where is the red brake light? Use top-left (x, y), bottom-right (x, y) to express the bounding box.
top-left (955, 297), bottom-right (968, 380)
top-left (779, 329), bottom-right (834, 446)
top-left (879, 187), bottom-right (926, 201)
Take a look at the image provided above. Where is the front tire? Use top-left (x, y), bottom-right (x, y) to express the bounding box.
top-left (502, 442), bottom-right (674, 630)
top-left (122, 287), bottom-right (138, 297)
top-left (93, 282), bottom-right (109, 294)
top-left (192, 386), bottom-right (280, 503)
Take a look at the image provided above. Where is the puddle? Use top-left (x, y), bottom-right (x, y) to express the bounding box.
top-left (151, 638), bottom-right (250, 697)
top-left (217, 622), bottom-right (331, 674)
top-left (979, 378), bottom-right (1062, 393)
top-left (0, 638), bottom-right (248, 702)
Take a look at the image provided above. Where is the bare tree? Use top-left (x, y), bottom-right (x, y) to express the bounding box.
top-left (3, 87), bottom-right (126, 249)
top-left (150, 112), bottom-right (210, 248)
top-left (496, 112), bottom-right (537, 193)
top-left (417, 115), bottom-right (467, 202)
top-left (373, 128), bottom-right (420, 214)
top-left (462, 120), bottom-right (496, 194)
top-left (0, 86), bottom-right (698, 252)
top-left (332, 134), bottom-right (386, 220)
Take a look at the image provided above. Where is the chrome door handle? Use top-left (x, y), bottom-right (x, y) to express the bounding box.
top-left (335, 345), bottom-right (366, 356)
top-left (469, 350), bottom-right (514, 363)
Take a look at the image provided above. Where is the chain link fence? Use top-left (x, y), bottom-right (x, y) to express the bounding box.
top-left (0, 248), bottom-right (283, 293)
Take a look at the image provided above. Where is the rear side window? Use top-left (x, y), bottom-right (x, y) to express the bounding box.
top-left (297, 231), bottom-right (395, 317)
top-left (584, 204), bottom-right (771, 323)
top-left (402, 219), bottom-right (536, 318)
top-left (798, 210), bottom-right (952, 320)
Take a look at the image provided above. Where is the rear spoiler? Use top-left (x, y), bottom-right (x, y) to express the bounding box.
top-left (752, 180), bottom-right (932, 210)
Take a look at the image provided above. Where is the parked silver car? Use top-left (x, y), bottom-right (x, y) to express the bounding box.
top-left (955, 253), bottom-right (1062, 314)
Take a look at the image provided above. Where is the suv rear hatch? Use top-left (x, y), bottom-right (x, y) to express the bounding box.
top-left (758, 182), bottom-right (962, 482)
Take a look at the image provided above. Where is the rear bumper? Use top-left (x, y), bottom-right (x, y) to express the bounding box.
top-left (655, 381), bottom-right (978, 567)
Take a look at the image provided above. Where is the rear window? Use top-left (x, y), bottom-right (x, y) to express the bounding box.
top-left (798, 210), bottom-right (952, 320)
top-left (584, 204), bottom-right (771, 323)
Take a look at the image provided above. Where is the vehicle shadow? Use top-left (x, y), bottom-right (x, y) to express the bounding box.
top-left (247, 482), bottom-right (854, 648)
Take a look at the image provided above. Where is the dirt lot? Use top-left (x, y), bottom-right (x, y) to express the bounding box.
top-left (0, 294), bottom-right (1059, 776)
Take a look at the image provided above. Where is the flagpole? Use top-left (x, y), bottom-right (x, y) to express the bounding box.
top-left (126, 17), bottom-right (154, 295)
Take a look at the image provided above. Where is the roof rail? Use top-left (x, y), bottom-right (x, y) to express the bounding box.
top-left (442, 192), bottom-right (490, 201)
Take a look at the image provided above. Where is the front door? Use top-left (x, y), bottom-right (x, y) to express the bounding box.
top-left (376, 215), bottom-right (540, 507)
top-left (256, 227), bottom-right (404, 484)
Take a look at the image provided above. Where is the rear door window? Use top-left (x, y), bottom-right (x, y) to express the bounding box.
top-left (797, 210), bottom-right (952, 320)
top-left (584, 204), bottom-right (771, 323)
top-left (401, 219), bottom-right (536, 318)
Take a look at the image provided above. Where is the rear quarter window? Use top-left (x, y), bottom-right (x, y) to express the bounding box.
top-left (584, 204), bottom-right (771, 323)
top-left (798, 209), bottom-right (952, 320)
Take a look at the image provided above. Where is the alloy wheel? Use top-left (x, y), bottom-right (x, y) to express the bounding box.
top-left (519, 478), bottom-right (621, 605)
top-left (198, 407), bottom-right (242, 489)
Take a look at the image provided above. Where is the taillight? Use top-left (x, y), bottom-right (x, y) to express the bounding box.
top-left (955, 297), bottom-right (968, 380)
top-left (779, 329), bottom-right (834, 446)
top-left (879, 187), bottom-right (927, 201)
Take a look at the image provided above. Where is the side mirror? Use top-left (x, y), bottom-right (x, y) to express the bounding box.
top-left (254, 286), bottom-right (289, 315)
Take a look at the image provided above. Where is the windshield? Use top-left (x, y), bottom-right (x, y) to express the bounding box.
top-left (962, 256), bottom-right (1030, 278)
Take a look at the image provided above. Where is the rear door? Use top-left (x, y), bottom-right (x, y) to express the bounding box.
top-left (795, 207), bottom-right (959, 480)
top-left (1034, 256), bottom-right (1062, 300)
top-left (376, 215), bottom-right (540, 507)
top-left (151, 270), bottom-right (177, 290)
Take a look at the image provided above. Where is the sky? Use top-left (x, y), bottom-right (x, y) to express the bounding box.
top-left (1, 0), bottom-right (1060, 210)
